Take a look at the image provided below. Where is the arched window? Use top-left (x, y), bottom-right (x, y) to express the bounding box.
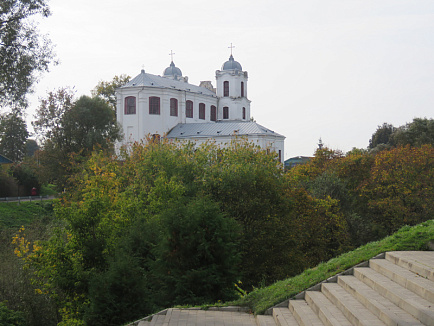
top-left (125, 96), bottom-right (136, 115)
top-left (223, 106), bottom-right (229, 119)
top-left (242, 107), bottom-right (246, 120)
top-left (210, 105), bottom-right (217, 121)
top-left (186, 100), bottom-right (193, 118)
top-left (223, 81), bottom-right (229, 97)
top-left (241, 82), bottom-right (244, 97)
top-left (199, 103), bottom-right (205, 120)
top-left (170, 98), bottom-right (178, 116)
top-left (149, 97), bottom-right (160, 115)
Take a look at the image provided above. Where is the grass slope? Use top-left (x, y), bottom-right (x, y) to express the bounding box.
top-left (0, 201), bottom-right (54, 229)
top-left (231, 220), bottom-right (434, 314)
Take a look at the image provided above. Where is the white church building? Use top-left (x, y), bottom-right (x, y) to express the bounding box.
top-left (116, 54), bottom-right (285, 162)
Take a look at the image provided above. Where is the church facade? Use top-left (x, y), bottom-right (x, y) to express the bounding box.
top-left (116, 55), bottom-right (285, 162)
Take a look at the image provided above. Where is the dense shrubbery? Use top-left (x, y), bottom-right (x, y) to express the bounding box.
top-left (0, 301), bottom-right (26, 326)
top-left (0, 163), bottom-right (41, 197)
top-left (13, 139), bottom-right (349, 325)
top-left (9, 136), bottom-right (433, 326)
top-left (289, 144), bottom-right (433, 245)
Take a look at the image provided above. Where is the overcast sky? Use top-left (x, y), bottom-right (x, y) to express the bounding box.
top-left (26, 0), bottom-right (434, 158)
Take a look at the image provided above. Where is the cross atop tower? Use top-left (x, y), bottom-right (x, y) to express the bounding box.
top-left (169, 50), bottom-right (175, 62)
top-left (228, 43), bottom-right (235, 56)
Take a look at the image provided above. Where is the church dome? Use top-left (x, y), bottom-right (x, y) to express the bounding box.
top-left (163, 61), bottom-right (182, 77)
top-left (221, 55), bottom-right (242, 71)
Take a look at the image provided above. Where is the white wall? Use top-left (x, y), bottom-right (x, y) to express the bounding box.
top-left (117, 86), bottom-right (218, 146)
top-left (172, 134), bottom-right (285, 163)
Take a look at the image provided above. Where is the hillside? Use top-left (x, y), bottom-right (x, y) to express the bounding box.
top-left (0, 201), bottom-right (54, 229)
top-left (0, 201), bottom-right (57, 326)
top-left (231, 219), bottom-right (434, 314)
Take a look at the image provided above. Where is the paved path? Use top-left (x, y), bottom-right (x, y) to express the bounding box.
top-left (0, 195), bottom-right (55, 203)
top-left (138, 308), bottom-right (258, 326)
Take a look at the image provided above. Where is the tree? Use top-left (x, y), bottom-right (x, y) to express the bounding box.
top-left (33, 90), bottom-right (122, 187)
top-left (91, 75), bottom-right (130, 112)
top-left (369, 123), bottom-right (395, 149)
top-left (32, 87), bottom-right (75, 145)
top-left (62, 95), bottom-right (122, 154)
top-left (25, 139), bottom-right (38, 157)
top-left (0, 111), bottom-right (29, 161)
top-left (392, 118), bottom-right (434, 147)
top-left (368, 118), bottom-right (434, 152)
top-left (150, 198), bottom-right (241, 307)
top-left (0, 0), bottom-right (55, 107)
top-left (360, 145), bottom-right (434, 235)
top-left (11, 163), bottom-right (40, 195)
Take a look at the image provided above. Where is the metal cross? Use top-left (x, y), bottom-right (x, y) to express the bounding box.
top-left (228, 43), bottom-right (235, 55)
top-left (169, 50), bottom-right (175, 61)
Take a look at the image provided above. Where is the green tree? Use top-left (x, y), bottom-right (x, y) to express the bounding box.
top-left (368, 123), bottom-right (396, 149)
top-left (32, 87), bottom-right (75, 145)
top-left (150, 198), bottom-right (241, 307)
top-left (11, 163), bottom-right (40, 195)
top-left (368, 118), bottom-right (434, 152)
top-left (32, 91), bottom-right (122, 188)
top-left (392, 117), bottom-right (434, 147)
top-left (0, 0), bottom-right (55, 107)
top-left (62, 96), bottom-right (122, 154)
top-left (0, 111), bottom-right (29, 161)
top-left (91, 75), bottom-right (130, 112)
top-left (25, 139), bottom-right (38, 157)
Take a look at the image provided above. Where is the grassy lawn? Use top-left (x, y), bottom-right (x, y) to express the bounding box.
top-left (230, 219), bottom-right (434, 314)
top-left (0, 201), bottom-right (54, 229)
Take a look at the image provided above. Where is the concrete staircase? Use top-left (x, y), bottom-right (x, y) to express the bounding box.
top-left (133, 251), bottom-right (434, 326)
top-left (265, 251), bottom-right (434, 326)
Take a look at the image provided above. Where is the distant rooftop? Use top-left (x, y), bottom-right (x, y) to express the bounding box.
top-left (284, 156), bottom-right (312, 167)
top-left (167, 121), bottom-right (285, 138)
top-left (0, 154), bottom-right (13, 164)
top-left (121, 70), bottom-right (216, 97)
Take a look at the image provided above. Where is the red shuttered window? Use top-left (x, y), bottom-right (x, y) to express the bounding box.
top-left (186, 100), bottom-right (193, 118)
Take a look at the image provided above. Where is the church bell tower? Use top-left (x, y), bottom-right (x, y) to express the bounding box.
top-left (216, 47), bottom-right (251, 121)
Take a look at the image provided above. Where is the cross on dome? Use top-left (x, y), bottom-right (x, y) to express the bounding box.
top-left (163, 51), bottom-right (182, 78)
top-left (221, 44), bottom-right (242, 71)
top-left (169, 50), bottom-right (175, 62)
top-left (228, 43), bottom-right (235, 55)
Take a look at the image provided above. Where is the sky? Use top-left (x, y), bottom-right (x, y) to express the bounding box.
top-left (25, 0), bottom-right (434, 159)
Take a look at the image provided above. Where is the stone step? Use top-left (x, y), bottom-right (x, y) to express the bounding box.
top-left (257, 314), bottom-right (278, 326)
top-left (369, 258), bottom-right (434, 303)
top-left (321, 282), bottom-right (386, 326)
top-left (289, 299), bottom-right (324, 326)
top-left (386, 252), bottom-right (434, 282)
top-left (149, 314), bottom-right (165, 326)
top-left (352, 267), bottom-right (434, 325)
top-left (338, 274), bottom-right (424, 326)
top-left (305, 291), bottom-right (352, 326)
top-left (273, 307), bottom-right (299, 326)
